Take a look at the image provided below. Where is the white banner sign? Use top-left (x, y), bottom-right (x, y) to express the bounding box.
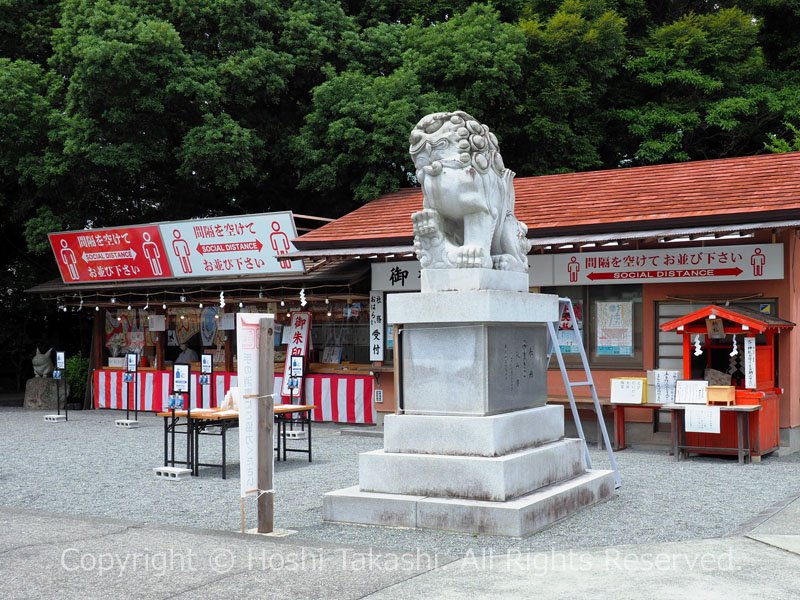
top-left (281, 311), bottom-right (312, 399)
top-left (744, 337), bottom-right (756, 389)
top-left (236, 313), bottom-right (272, 498)
top-left (529, 244), bottom-right (783, 286)
top-left (685, 405), bottom-right (721, 433)
top-left (158, 212), bottom-right (304, 278)
top-left (371, 261), bottom-right (421, 292)
top-left (369, 291), bottom-right (384, 361)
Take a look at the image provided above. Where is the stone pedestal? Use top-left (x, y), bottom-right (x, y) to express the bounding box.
top-left (24, 378), bottom-right (70, 410)
top-left (323, 288), bottom-right (615, 537)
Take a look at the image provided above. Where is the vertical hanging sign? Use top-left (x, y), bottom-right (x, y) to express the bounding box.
top-left (281, 311), bottom-right (312, 400)
top-left (744, 337), bottom-right (756, 389)
top-left (369, 291), bottom-right (384, 361)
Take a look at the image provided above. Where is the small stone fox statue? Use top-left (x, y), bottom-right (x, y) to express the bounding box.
top-left (32, 347), bottom-right (55, 378)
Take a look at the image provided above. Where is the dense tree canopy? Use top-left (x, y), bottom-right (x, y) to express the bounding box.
top-left (1, 0), bottom-right (799, 385)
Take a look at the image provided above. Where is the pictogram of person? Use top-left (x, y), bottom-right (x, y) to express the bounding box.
top-left (567, 256), bottom-right (580, 283)
top-left (172, 229), bottom-right (192, 274)
top-left (142, 232), bottom-right (162, 276)
top-left (270, 221), bottom-right (292, 269)
top-left (751, 248), bottom-right (766, 277)
top-left (59, 239), bottom-right (79, 280)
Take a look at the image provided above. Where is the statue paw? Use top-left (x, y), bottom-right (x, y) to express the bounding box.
top-left (411, 209), bottom-right (440, 237)
top-left (452, 245), bottom-right (487, 268)
top-left (492, 255), bottom-right (510, 271)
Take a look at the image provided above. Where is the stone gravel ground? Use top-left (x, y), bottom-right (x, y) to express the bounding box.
top-left (1, 406), bottom-right (799, 557)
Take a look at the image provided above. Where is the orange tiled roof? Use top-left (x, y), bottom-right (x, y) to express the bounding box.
top-left (294, 152), bottom-right (800, 249)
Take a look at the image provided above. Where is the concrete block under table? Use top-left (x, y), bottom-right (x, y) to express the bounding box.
top-left (43, 414), bottom-right (67, 423)
top-left (359, 438), bottom-right (586, 502)
top-left (115, 419), bottom-right (139, 429)
top-left (383, 405), bottom-right (564, 457)
top-left (323, 470), bottom-right (615, 537)
top-left (153, 466), bottom-right (192, 481)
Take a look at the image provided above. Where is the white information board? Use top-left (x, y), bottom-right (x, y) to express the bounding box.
top-left (610, 378), bottom-right (644, 404)
top-left (550, 243), bottom-right (783, 285)
top-left (744, 337), bottom-right (756, 389)
top-left (56, 351), bottom-right (65, 370)
top-left (159, 212), bottom-right (304, 278)
top-left (675, 380), bottom-right (708, 405)
top-left (685, 405), bottom-right (721, 433)
top-left (201, 353), bottom-right (212, 374)
top-left (172, 364), bottom-right (190, 393)
top-left (126, 352), bottom-right (138, 373)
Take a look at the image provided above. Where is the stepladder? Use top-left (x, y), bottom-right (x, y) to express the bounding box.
top-left (546, 297), bottom-right (621, 489)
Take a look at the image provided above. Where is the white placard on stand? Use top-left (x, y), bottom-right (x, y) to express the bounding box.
top-left (675, 380), bottom-right (709, 405)
top-left (685, 405), bottom-right (721, 433)
top-left (653, 370), bottom-right (679, 404)
top-left (56, 351), bottom-right (65, 370)
top-left (610, 378), bottom-right (644, 404)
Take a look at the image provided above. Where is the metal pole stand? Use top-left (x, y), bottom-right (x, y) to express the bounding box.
top-left (115, 370), bottom-right (140, 428)
top-left (44, 371), bottom-right (67, 423)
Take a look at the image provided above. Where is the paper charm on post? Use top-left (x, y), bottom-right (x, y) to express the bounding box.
top-left (281, 311), bottom-right (311, 402)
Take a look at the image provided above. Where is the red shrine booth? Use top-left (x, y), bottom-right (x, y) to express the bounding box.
top-left (660, 305), bottom-right (794, 458)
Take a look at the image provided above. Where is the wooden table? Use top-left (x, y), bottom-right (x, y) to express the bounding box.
top-left (274, 404), bottom-right (316, 462)
top-left (157, 404), bottom-right (317, 477)
top-left (661, 403), bottom-right (761, 464)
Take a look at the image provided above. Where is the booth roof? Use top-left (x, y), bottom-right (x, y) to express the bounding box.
top-left (25, 258), bottom-right (369, 295)
top-left (660, 305), bottom-right (795, 333)
top-left (293, 151), bottom-right (800, 250)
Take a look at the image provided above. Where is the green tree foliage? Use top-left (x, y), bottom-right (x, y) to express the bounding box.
top-left (614, 7), bottom-right (800, 163)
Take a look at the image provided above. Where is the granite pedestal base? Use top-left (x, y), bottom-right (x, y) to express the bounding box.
top-left (323, 289), bottom-right (615, 536)
top-left (324, 470), bottom-right (614, 537)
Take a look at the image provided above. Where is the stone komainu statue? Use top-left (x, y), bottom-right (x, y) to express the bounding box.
top-left (32, 347), bottom-right (55, 378)
top-left (409, 111), bottom-right (532, 273)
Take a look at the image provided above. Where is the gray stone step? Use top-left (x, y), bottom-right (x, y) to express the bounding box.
top-left (323, 469), bottom-right (615, 537)
top-left (384, 405), bottom-right (564, 457)
top-left (359, 438), bottom-right (586, 501)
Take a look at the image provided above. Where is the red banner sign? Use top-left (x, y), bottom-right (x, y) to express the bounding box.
top-left (49, 226), bottom-right (173, 283)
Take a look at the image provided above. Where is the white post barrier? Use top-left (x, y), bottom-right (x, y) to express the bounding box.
top-left (236, 313), bottom-right (275, 533)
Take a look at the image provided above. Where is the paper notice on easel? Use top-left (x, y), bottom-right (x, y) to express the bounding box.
top-left (675, 380), bottom-right (708, 405)
top-left (685, 405), bottom-right (721, 433)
